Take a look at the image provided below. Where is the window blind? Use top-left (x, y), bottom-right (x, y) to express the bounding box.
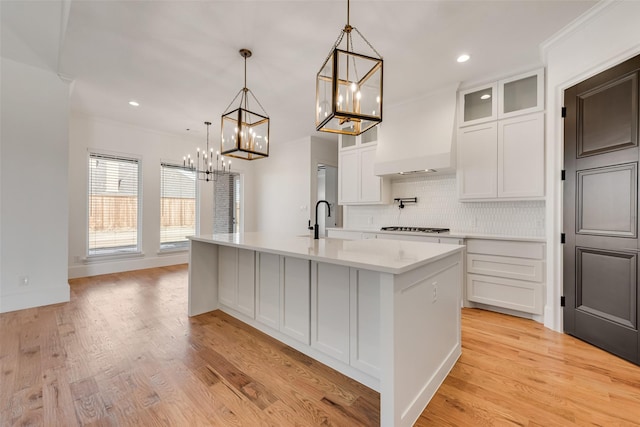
top-left (88, 153), bottom-right (140, 256)
top-left (160, 163), bottom-right (197, 249)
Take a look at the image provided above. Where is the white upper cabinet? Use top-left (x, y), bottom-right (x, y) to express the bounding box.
top-left (459, 68), bottom-right (544, 127)
top-left (498, 113), bottom-right (545, 198)
top-left (458, 82), bottom-right (498, 126)
top-left (457, 122), bottom-right (498, 200)
top-left (338, 126), bottom-right (390, 205)
top-left (457, 68), bottom-right (545, 201)
top-left (498, 69), bottom-right (544, 119)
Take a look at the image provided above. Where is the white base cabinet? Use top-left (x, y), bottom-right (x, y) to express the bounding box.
top-left (311, 263), bottom-right (351, 363)
top-left (218, 246), bottom-right (255, 318)
top-left (465, 239), bottom-right (545, 315)
top-left (255, 253), bottom-right (311, 345)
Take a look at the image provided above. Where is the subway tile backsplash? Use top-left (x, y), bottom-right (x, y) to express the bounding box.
top-left (345, 174), bottom-right (545, 237)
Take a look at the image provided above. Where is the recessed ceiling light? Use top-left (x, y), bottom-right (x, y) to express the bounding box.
top-left (457, 54), bottom-right (470, 63)
top-left (128, 101), bottom-right (139, 107)
top-left (480, 94), bottom-right (491, 100)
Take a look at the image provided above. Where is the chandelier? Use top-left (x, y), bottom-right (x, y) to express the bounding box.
top-left (183, 121), bottom-right (230, 182)
top-left (316, 0), bottom-right (383, 136)
top-left (220, 49), bottom-right (270, 160)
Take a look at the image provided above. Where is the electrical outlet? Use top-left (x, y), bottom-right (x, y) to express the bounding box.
top-left (432, 282), bottom-right (438, 303)
top-left (18, 275), bottom-right (29, 287)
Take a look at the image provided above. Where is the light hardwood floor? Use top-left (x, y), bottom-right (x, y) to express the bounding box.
top-left (1, 265), bottom-right (639, 426)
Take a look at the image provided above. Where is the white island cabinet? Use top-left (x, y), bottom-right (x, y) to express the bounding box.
top-left (188, 232), bottom-right (464, 427)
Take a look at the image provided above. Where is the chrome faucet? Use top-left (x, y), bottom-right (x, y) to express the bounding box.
top-left (312, 200), bottom-right (331, 240)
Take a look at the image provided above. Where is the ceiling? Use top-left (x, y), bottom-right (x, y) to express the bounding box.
top-left (3, 0), bottom-right (598, 145)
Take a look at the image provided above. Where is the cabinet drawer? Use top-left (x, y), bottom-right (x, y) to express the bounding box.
top-left (467, 274), bottom-right (543, 314)
top-left (467, 254), bottom-right (543, 282)
top-left (466, 239), bottom-right (544, 259)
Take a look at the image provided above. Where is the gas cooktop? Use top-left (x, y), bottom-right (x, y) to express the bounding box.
top-left (380, 226), bottom-right (450, 234)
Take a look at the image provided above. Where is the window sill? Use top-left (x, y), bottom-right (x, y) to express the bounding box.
top-left (157, 247), bottom-right (189, 255)
top-left (84, 252), bottom-right (145, 263)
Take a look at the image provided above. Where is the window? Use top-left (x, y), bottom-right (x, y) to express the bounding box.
top-left (88, 153), bottom-right (141, 256)
top-left (160, 163), bottom-right (197, 250)
top-left (214, 173), bottom-right (241, 233)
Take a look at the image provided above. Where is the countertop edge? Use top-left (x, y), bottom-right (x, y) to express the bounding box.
top-left (189, 235), bottom-right (464, 275)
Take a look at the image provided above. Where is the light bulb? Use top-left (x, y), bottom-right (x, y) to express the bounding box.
top-left (338, 94), bottom-right (343, 103)
top-left (350, 82), bottom-right (357, 92)
top-left (356, 91), bottom-right (362, 100)
top-left (480, 94), bottom-right (491, 100)
top-left (376, 96), bottom-right (380, 103)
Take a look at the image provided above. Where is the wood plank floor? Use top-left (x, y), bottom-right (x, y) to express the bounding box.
top-left (1, 264), bottom-right (639, 426)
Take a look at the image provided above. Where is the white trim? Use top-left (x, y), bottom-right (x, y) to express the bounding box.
top-left (69, 252), bottom-right (188, 279)
top-left (540, 0), bottom-right (617, 63)
top-left (545, 47), bottom-right (640, 333)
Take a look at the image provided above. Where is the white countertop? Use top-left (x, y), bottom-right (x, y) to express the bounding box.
top-left (189, 232), bottom-right (464, 275)
top-left (327, 227), bottom-right (546, 243)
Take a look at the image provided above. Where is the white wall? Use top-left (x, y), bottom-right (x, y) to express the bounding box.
top-left (250, 135), bottom-right (337, 234)
top-left (542, 0), bottom-right (640, 332)
top-left (68, 114), bottom-right (244, 278)
top-left (0, 57), bottom-right (70, 312)
top-left (252, 137), bottom-right (312, 234)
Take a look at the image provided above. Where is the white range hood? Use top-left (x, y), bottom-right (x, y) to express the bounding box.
top-left (374, 83), bottom-right (459, 176)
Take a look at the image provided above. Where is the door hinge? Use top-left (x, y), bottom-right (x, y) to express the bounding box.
top-left (560, 296), bottom-right (566, 307)
top-left (561, 233), bottom-right (566, 244)
top-left (561, 170), bottom-right (566, 181)
top-left (561, 107), bottom-right (567, 118)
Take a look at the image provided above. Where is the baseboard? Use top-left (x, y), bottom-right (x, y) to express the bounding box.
top-left (468, 301), bottom-right (543, 323)
top-left (0, 284), bottom-right (70, 313)
top-left (68, 252), bottom-right (188, 278)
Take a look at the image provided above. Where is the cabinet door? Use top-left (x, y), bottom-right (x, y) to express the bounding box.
top-left (281, 257), bottom-right (311, 344)
top-left (339, 134), bottom-right (357, 150)
top-left (236, 249), bottom-right (255, 317)
top-left (458, 83), bottom-right (497, 126)
top-left (498, 68), bottom-right (544, 119)
top-left (359, 147), bottom-right (381, 203)
top-left (218, 246), bottom-right (237, 308)
top-left (311, 262), bottom-right (350, 363)
top-left (457, 122), bottom-right (498, 199)
top-left (339, 150), bottom-right (359, 204)
top-left (349, 269), bottom-right (380, 377)
top-left (497, 112), bottom-right (544, 198)
top-left (256, 252), bottom-right (280, 329)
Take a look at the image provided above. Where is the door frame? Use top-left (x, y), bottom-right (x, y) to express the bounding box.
top-left (547, 48), bottom-right (640, 332)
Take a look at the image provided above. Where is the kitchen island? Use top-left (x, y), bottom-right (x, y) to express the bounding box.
top-left (188, 232), bottom-right (464, 427)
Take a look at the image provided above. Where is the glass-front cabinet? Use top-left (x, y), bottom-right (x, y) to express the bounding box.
top-left (498, 69), bottom-right (544, 119)
top-left (339, 125), bottom-right (378, 150)
top-left (458, 83), bottom-right (498, 126)
top-left (458, 68), bottom-right (544, 127)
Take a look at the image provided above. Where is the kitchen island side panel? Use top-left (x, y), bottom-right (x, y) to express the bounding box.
top-left (188, 239), bottom-right (219, 316)
top-left (379, 251), bottom-right (462, 427)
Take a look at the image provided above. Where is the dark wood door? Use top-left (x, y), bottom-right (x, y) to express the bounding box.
top-left (564, 54), bottom-right (640, 365)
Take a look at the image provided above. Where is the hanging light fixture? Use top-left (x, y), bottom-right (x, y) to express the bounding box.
top-left (316, 0), bottom-right (383, 136)
top-left (220, 49), bottom-right (269, 160)
top-left (183, 121), bottom-right (230, 182)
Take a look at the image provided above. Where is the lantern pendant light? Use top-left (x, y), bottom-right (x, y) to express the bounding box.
top-left (220, 49), bottom-right (270, 160)
top-left (316, 0), bottom-right (383, 136)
